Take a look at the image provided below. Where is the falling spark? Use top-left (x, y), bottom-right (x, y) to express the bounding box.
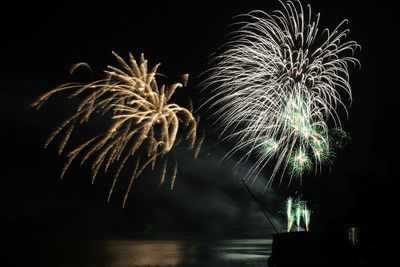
top-left (32, 52), bottom-right (203, 207)
top-left (170, 159), bottom-right (178, 190)
top-left (69, 62), bottom-right (92, 75)
top-left (194, 129), bottom-right (206, 158)
top-left (202, 0), bottom-right (359, 186)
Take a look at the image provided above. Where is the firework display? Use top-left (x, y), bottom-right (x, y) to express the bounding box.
top-left (286, 196), bottom-right (310, 232)
top-left (295, 200), bottom-right (303, 231)
top-left (32, 52), bottom-right (203, 207)
top-left (303, 204), bottom-right (311, 232)
top-left (285, 197), bottom-right (295, 232)
top-left (202, 0), bottom-right (359, 185)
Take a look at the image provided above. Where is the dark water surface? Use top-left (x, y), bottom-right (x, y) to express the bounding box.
top-left (32, 239), bottom-right (271, 266)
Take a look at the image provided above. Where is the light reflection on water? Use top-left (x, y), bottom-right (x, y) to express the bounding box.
top-left (103, 239), bottom-right (271, 266)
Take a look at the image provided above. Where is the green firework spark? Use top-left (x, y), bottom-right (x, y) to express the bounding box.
top-left (295, 199), bottom-right (304, 231)
top-left (286, 196), bottom-right (295, 232)
top-left (289, 149), bottom-right (312, 177)
top-left (259, 138), bottom-right (279, 155)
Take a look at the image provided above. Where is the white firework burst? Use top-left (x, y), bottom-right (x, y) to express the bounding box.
top-left (202, 0), bottom-right (360, 186)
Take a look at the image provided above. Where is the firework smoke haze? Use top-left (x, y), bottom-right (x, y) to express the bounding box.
top-left (32, 52), bottom-right (203, 207)
top-left (202, 0), bottom-right (360, 186)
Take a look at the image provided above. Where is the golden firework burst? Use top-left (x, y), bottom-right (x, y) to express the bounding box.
top-left (32, 52), bottom-right (204, 207)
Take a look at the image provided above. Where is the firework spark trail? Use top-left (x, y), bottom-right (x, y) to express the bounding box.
top-left (285, 196), bottom-right (311, 232)
top-left (303, 205), bottom-right (311, 231)
top-left (201, 0), bottom-right (359, 186)
top-left (32, 52), bottom-right (203, 207)
top-left (295, 199), bottom-right (303, 231)
top-left (286, 196), bottom-right (294, 232)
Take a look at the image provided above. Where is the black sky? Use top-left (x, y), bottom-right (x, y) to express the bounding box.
top-left (2, 0), bottom-right (398, 258)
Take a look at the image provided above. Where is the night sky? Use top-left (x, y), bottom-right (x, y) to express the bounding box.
top-left (2, 0), bottom-right (398, 264)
